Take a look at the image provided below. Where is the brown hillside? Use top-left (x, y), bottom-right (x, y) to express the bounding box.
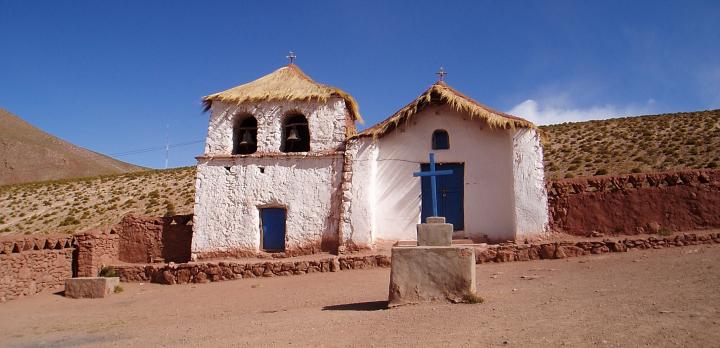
top-left (0, 167), bottom-right (195, 235)
top-left (0, 109), bottom-right (719, 236)
top-left (541, 109), bottom-right (720, 179)
top-left (0, 108), bottom-right (144, 185)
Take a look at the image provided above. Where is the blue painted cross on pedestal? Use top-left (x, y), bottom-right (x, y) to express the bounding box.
top-left (413, 153), bottom-right (453, 220)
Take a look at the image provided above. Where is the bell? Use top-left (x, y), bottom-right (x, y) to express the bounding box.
top-left (286, 127), bottom-right (300, 141)
top-left (239, 131), bottom-right (254, 146)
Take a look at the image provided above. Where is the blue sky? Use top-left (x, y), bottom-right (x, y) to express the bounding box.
top-left (1, 0), bottom-right (719, 168)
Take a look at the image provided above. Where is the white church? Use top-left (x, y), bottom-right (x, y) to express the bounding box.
top-left (192, 63), bottom-right (548, 258)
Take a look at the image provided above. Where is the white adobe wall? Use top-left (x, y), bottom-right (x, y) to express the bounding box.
top-left (366, 104), bottom-right (518, 242)
top-left (511, 128), bottom-right (549, 239)
top-left (192, 156), bottom-right (342, 254)
top-left (343, 138), bottom-right (378, 247)
top-left (204, 98), bottom-right (349, 155)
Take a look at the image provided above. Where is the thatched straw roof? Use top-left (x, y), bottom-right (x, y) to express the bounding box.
top-left (354, 81), bottom-right (534, 139)
top-left (202, 64), bottom-right (362, 123)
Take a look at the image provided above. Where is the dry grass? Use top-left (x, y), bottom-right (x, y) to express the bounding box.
top-left (541, 109), bottom-right (720, 179)
top-left (0, 167), bottom-right (195, 236)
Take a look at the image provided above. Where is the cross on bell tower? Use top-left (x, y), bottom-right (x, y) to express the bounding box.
top-left (287, 51), bottom-right (297, 65)
top-left (436, 67), bottom-right (447, 82)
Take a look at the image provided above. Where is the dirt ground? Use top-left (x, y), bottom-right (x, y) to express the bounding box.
top-left (1, 245), bottom-right (719, 347)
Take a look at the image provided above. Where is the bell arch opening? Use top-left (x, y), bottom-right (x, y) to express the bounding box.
top-left (281, 114), bottom-right (310, 153)
top-left (232, 116), bottom-right (258, 155)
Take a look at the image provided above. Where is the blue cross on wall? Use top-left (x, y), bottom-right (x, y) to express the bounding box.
top-left (413, 153), bottom-right (453, 219)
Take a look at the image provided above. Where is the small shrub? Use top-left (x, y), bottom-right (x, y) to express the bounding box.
top-left (630, 167), bottom-right (642, 173)
top-left (99, 266), bottom-right (118, 277)
top-left (594, 169), bottom-right (609, 176)
top-left (707, 162), bottom-right (718, 169)
top-left (164, 202), bottom-right (176, 217)
top-left (58, 216), bottom-right (80, 226)
top-left (463, 293), bottom-right (485, 304)
top-left (564, 173), bottom-right (575, 179)
top-left (657, 227), bottom-right (672, 236)
top-left (114, 285), bottom-right (124, 293)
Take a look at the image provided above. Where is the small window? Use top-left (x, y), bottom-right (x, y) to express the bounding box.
top-left (232, 116), bottom-right (257, 155)
top-left (432, 129), bottom-right (449, 150)
top-left (281, 114), bottom-right (310, 153)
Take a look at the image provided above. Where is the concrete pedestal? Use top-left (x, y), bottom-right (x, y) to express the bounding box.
top-left (417, 217), bottom-right (453, 246)
top-left (388, 246), bottom-right (476, 307)
top-left (64, 277), bottom-right (120, 299)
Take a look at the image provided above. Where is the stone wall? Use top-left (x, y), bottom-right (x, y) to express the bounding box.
top-left (0, 235), bottom-right (75, 303)
top-left (547, 169), bottom-right (720, 236)
top-left (114, 254), bottom-right (391, 285)
top-left (475, 231), bottom-right (720, 263)
top-left (75, 229), bottom-right (119, 277)
top-left (117, 214), bottom-right (193, 263)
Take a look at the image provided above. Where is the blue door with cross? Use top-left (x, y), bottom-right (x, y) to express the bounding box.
top-left (261, 208), bottom-right (286, 251)
top-left (420, 163), bottom-right (464, 230)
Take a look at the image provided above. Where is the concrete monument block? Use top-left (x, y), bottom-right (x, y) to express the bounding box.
top-left (388, 246), bottom-right (476, 307)
top-left (64, 277), bottom-right (120, 299)
top-left (417, 217), bottom-right (453, 246)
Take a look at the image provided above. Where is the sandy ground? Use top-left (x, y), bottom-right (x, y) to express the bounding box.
top-left (1, 245), bottom-right (719, 347)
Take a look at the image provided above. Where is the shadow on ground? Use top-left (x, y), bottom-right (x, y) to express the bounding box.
top-left (322, 300), bottom-right (388, 311)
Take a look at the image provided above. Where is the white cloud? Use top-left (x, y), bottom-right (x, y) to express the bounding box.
top-left (507, 96), bottom-right (656, 125)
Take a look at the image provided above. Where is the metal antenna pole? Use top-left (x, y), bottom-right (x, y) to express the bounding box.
top-left (164, 124), bottom-right (169, 169)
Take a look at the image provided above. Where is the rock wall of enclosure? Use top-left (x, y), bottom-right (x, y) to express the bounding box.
top-left (117, 214), bottom-right (193, 263)
top-left (547, 169), bottom-right (720, 236)
top-left (0, 235), bottom-right (75, 302)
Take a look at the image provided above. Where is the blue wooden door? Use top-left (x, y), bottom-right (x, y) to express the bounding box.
top-left (420, 163), bottom-right (464, 230)
top-left (261, 208), bottom-right (286, 251)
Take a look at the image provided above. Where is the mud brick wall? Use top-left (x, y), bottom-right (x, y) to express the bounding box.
top-left (0, 235), bottom-right (75, 303)
top-left (117, 214), bottom-right (193, 264)
top-left (546, 169), bottom-right (720, 236)
top-left (75, 229), bottom-right (119, 277)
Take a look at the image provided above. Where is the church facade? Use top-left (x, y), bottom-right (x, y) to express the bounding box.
top-left (192, 64), bottom-right (548, 258)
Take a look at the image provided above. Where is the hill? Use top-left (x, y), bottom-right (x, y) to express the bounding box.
top-left (0, 167), bottom-right (195, 235)
top-left (540, 109), bottom-right (720, 179)
top-left (0, 108), bottom-right (144, 185)
top-left (0, 109), bottom-right (719, 236)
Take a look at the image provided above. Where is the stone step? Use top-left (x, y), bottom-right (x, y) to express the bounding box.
top-left (451, 239), bottom-right (475, 245)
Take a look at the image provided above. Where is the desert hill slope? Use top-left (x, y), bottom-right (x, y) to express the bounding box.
top-left (1, 109), bottom-right (719, 236)
top-left (0, 108), bottom-right (144, 185)
top-left (540, 109), bottom-right (720, 179)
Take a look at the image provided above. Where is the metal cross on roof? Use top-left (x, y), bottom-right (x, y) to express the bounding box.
top-left (436, 67), bottom-right (447, 82)
top-left (413, 153), bottom-right (453, 218)
top-left (287, 51), bottom-right (297, 65)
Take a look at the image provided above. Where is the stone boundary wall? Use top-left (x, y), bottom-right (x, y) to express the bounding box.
top-left (475, 231), bottom-right (720, 263)
top-left (75, 230), bottom-right (119, 277)
top-left (0, 235), bottom-right (76, 303)
top-left (117, 214), bottom-right (193, 263)
top-left (547, 169), bottom-right (720, 236)
top-left (113, 254), bottom-right (391, 285)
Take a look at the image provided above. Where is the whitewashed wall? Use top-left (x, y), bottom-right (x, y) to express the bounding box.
top-left (357, 104), bottom-right (518, 242)
top-left (204, 98), bottom-right (350, 155)
top-left (511, 128), bottom-right (549, 239)
top-left (344, 139), bottom-right (377, 247)
top-left (192, 156), bottom-right (342, 254)
top-left (193, 97), bottom-right (350, 255)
